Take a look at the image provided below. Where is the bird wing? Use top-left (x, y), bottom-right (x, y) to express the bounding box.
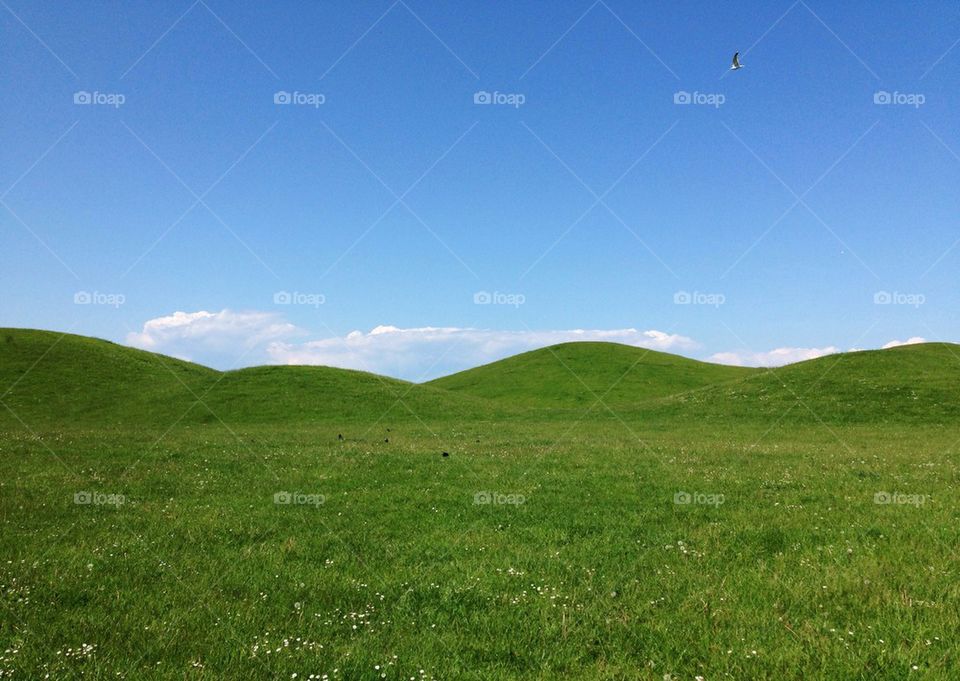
top-left (732, 52), bottom-right (741, 68)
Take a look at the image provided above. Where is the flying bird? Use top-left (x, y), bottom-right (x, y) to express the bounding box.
top-left (730, 52), bottom-right (743, 70)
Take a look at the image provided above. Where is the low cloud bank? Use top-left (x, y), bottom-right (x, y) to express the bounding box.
top-left (266, 326), bottom-right (698, 380)
top-left (125, 309), bottom-right (933, 379)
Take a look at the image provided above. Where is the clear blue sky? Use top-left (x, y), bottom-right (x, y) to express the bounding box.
top-left (2, 0), bottom-right (959, 379)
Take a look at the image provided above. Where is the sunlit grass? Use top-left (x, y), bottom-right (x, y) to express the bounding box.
top-left (1, 420), bottom-right (956, 679)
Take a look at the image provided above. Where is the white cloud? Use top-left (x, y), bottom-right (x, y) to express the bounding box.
top-left (882, 336), bottom-right (926, 349)
top-left (709, 346), bottom-right (841, 367)
top-left (710, 337), bottom-right (933, 367)
top-left (123, 309), bottom-right (938, 380)
top-left (126, 310), bottom-right (302, 364)
top-left (267, 326), bottom-right (698, 380)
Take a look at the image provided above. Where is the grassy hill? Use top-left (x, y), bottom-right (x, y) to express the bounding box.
top-left (3, 329), bottom-right (959, 428)
top-left (201, 365), bottom-right (491, 424)
top-left (662, 342), bottom-right (960, 423)
top-left (427, 341), bottom-right (757, 408)
top-left (0, 329), bottom-right (489, 427)
top-left (426, 339), bottom-right (960, 423)
top-left (0, 329), bottom-right (215, 426)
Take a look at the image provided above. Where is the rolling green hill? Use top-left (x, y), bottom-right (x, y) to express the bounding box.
top-left (2, 329), bottom-right (959, 427)
top-left (0, 329), bottom-right (489, 427)
top-left (0, 328), bottom-right (215, 426)
top-left (426, 341), bottom-right (758, 408)
top-left (200, 365), bottom-right (491, 424)
top-left (662, 342), bottom-right (960, 423)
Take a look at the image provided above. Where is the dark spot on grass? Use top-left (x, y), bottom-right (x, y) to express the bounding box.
top-left (758, 528), bottom-right (788, 556)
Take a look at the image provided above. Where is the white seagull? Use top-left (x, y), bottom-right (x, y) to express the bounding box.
top-left (730, 52), bottom-right (743, 70)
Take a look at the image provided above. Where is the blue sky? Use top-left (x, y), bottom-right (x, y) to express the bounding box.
top-left (2, 0), bottom-right (959, 379)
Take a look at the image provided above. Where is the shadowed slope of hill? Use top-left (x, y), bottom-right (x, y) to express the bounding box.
top-left (426, 341), bottom-right (758, 408)
top-left (199, 365), bottom-right (492, 424)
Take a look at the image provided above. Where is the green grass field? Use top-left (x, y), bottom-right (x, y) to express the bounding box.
top-left (1, 329), bottom-right (958, 679)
